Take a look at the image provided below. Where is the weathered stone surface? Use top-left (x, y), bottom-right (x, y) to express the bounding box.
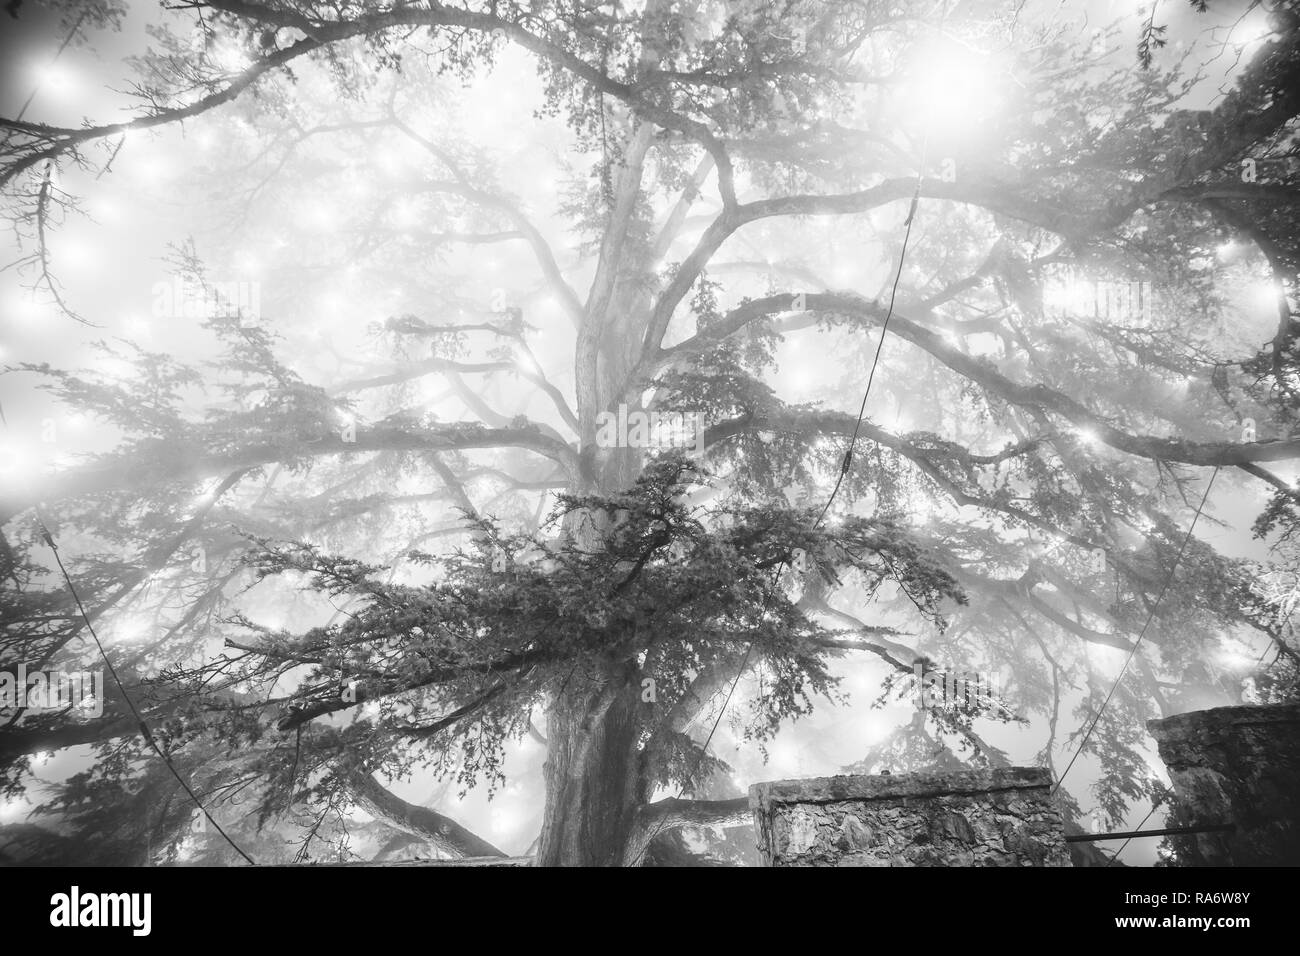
top-left (285, 856), bottom-right (534, 866)
top-left (1147, 702), bottom-right (1300, 866)
top-left (748, 767), bottom-right (1070, 867)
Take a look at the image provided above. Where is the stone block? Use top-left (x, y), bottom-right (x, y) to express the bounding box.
top-left (1147, 702), bottom-right (1300, 865)
top-left (748, 767), bottom-right (1070, 867)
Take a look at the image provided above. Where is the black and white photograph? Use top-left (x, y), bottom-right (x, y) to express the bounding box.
top-left (0, 0), bottom-right (1296, 923)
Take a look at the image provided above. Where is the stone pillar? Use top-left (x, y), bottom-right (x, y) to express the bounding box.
top-left (1147, 702), bottom-right (1300, 866)
top-left (748, 767), bottom-right (1070, 867)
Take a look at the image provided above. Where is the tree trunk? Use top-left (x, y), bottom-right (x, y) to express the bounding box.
top-left (535, 119), bottom-right (657, 860)
top-left (535, 663), bottom-right (645, 866)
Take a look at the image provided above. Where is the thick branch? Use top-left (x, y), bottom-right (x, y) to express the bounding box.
top-left (1, 422), bottom-right (578, 524)
top-left (688, 293), bottom-right (1300, 468)
top-left (636, 796), bottom-right (750, 831)
top-left (346, 773), bottom-right (506, 859)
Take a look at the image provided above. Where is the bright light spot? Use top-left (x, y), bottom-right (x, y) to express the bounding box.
top-left (98, 358), bottom-right (135, 381)
top-left (1215, 646), bottom-right (1259, 671)
top-left (906, 41), bottom-right (1003, 134)
top-left (1229, 12), bottom-right (1274, 49)
top-left (192, 476), bottom-right (222, 504)
top-left (33, 61), bottom-right (78, 100)
top-left (831, 262), bottom-right (856, 285)
top-left (512, 346), bottom-right (541, 374)
top-left (1043, 277), bottom-right (1098, 316)
top-left (765, 737), bottom-right (804, 776)
top-left (212, 44), bottom-right (252, 73)
top-left (56, 237), bottom-right (96, 272)
top-left (319, 293), bottom-right (341, 314)
top-left (489, 805), bottom-right (523, 835)
top-left (116, 618), bottom-right (146, 643)
top-left (392, 201), bottom-right (419, 228)
top-left (302, 202), bottom-right (336, 231)
top-left (785, 369), bottom-right (812, 391)
top-left (416, 377), bottom-right (443, 404)
top-left (89, 196), bottom-right (121, 222)
top-left (1076, 427), bottom-right (1100, 446)
top-left (1251, 280), bottom-right (1282, 313)
top-left (134, 155), bottom-right (173, 181)
top-left (0, 798), bottom-right (25, 824)
top-left (910, 493), bottom-right (935, 525)
top-left (6, 293), bottom-right (45, 323)
top-left (65, 413), bottom-right (86, 428)
top-left (0, 443), bottom-right (26, 477)
top-left (1216, 241), bottom-right (1237, 261)
top-left (537, 173), bottom-right (562, 196)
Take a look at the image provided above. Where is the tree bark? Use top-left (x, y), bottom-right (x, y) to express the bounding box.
top-left (535, 663), bottom-right (646, 866)
top-left (347, 773), bottom-right (506, 859)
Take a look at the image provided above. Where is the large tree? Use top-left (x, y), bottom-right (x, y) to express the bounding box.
top-left (2, 0), bottom-right (1299, 866)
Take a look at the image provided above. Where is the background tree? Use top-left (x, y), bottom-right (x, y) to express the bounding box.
top-left (2, 0), bottom-right (1298, 866)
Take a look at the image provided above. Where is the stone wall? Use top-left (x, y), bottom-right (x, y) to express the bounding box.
top-left (748, 767), bottom-right (1070, 867)
top-left (1147, 702), bottom-right (1300, 866)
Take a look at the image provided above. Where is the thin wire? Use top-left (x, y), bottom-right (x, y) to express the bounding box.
top-left (33, 510), bottom-right (257, 865)
top-left (1105, 799), bottom-right (1161, 866)
top-left (812, 0), bottom-right (949, 527)
top-left (814, 144), bottom-right (928, 530)
top-left (1052, 465), bottom-right (1221, 797)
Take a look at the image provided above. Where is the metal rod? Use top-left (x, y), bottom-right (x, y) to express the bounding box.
top-left (1066, 823), bottom-right (1235, 843)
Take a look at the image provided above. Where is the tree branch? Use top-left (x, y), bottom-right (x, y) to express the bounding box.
top-left (1, 421), bottom-right (579, 524)
top-left (346, 772), bottom-right (506, 859)
top-left (685, 293), bottom-right (1300, 468)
